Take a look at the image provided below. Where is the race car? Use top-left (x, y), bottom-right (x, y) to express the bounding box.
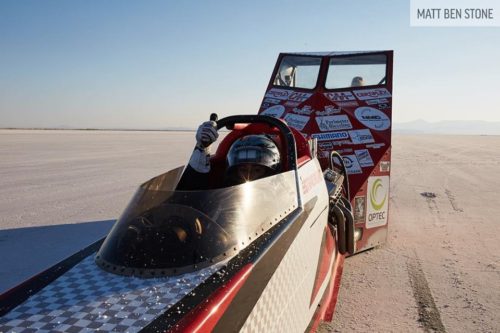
top-left (0, 50), bottom-right (393, 332)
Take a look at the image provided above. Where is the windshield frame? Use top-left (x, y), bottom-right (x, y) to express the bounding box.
top-left (271, 54), bottom-right (325, 91)
top-left (324, 52), bottom-right (389, 91)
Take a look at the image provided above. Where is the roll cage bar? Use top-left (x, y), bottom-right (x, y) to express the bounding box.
top-left (214, 114), bottom-right (302, 208)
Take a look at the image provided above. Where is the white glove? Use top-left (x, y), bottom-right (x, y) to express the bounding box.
top-left (189, 121), bottom-right (218, 173)
top-left (195, 121), bottom-right (218, 149)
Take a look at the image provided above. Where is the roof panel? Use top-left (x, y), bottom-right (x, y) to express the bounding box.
top-left (285, 51), bottom-right (390, 57)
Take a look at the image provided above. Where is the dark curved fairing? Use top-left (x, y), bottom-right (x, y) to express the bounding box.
top-left (96, 168), bottom-right (298, 277)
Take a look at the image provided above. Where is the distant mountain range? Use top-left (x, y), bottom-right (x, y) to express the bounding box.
top-left (393, 120), bottom-right (500, 135)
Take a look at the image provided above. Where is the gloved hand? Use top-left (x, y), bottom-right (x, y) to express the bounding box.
top-left (190, 121), bottom-right (218, 173)
top-left (195, 121), bottom-right (218, 149)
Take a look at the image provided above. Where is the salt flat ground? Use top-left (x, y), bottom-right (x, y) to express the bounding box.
top-left (1, 130), bottom-right (499, 332)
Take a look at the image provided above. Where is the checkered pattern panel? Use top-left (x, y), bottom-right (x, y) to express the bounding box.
top-left (240, 208), bottom-right (329, 333)
top-left (0, 255), bottom-right (220, 333)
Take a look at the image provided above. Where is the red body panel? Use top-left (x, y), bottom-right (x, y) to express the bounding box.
top-left (309, 226), bottom-right (335, 306)
top-left (168, 264), bottom-right (253, 333)
top-left (308, 253), bottom-right (345, 332)
top-left (259, 51), bottom-right (393, 252)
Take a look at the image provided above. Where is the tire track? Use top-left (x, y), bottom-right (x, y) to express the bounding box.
top-left (407, 251), bottom-right (446, 333)
top-left (444, 189), bottom-right (463, 212)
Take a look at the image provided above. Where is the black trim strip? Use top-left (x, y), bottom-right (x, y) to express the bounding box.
top-left (0, 238), bottom-right (104, 317)
top-left (142, 198), bottom-right (316, 333)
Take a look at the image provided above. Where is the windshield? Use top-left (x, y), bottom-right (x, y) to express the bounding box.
top-left (326, 53), bottom-right (387, 89)
top-left (273, 55), bottom-right (322, 89)
top-left (96, 167), bottom-right (298, 277)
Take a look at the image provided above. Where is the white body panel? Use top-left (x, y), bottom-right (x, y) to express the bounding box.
top-left (240, 158), bottom-right (335, 333)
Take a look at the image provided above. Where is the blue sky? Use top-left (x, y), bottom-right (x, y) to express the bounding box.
top-left (0, 0), bottom-right (499, 129)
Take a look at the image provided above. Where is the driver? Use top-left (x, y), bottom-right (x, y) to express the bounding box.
top-left (351, 76), bottom-right (364, 87)
top-left (177, 121), bottom-right (281, 190)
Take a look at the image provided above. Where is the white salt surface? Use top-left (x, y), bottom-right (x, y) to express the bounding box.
top-left (0, 129), bottom-right (194, 293)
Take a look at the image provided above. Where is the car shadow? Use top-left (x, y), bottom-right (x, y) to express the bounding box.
top-left (0, 220), bottom-right (115, 294)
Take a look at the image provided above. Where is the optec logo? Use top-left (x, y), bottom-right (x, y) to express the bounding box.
top-left (366, 176), bottom-right (389, 229)
top-left (370, 178), bottom-right (387, 211)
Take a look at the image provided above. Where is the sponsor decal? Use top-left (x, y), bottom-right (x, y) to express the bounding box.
top-left (354, 107), bottom-right (391, 131)
top-left (380, 161), bottom-right (391, 172)
top-left (261, 105), bottom-right (285, 118)
top-left (354, 196), bottom-right (366, 221)
top-left (301, 169), bottom-right (324, 194)
top-left (316, 105), bottom-right (341, 116)
top-left (378, 103), bottom-right (390, 109)
top-left (265, 88), bottom-right (292, 100)
top-left (316, 115), bottom-right (352, 132)
top-left (324, 91), bottom-right (356, 102)
top-left (336, 148), bottom-right (353, 154)
top-left (263, 97), bottom-right (281, 105)
top-left (261, 103), bottom-right (270, 108)
top-left (289, 92), bottom-right (313, 102)
top-left (284, 101), bottom-right (301, 107)
top-left (292, 105), bottom-right (314, 115)
top-left (335, 101), bottom-right (359, 108)
top-left (311, 131), bottom-right (349, 141)
top-left (353, 88), bottom-right (392, 101)
top-left (366, 98), bottom-right (389, 105)
top-left (284, 113), bottom-right (310, 131)
top-left (332, 139), bottom-right (353, 146)
top-left (355, 149), bottom-right (374, 167)
top-left (366, 176), bottom-right (389, 229)
top-left (349, 129), bottom-right (375, 144)
top-left (316, 115), bottom-right (353, 131)
top-left (342, 155), bottom-right (363, 174)
top-left (318, 142), bottom-right (334, 151)
top-left (366, 143), bottom-right (386, 149)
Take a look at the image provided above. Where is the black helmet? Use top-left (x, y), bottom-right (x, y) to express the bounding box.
top-left (227, 135), bottom-right (281, 174)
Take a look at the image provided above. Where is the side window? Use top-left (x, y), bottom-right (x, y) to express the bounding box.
top-left (326, 54), bottom-right (387, 89)
top-left (274, 56), bottom-right (322, 89)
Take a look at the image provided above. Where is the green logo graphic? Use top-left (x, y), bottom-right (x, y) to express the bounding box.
top-left (370, 178), bottom-right (387, 211)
